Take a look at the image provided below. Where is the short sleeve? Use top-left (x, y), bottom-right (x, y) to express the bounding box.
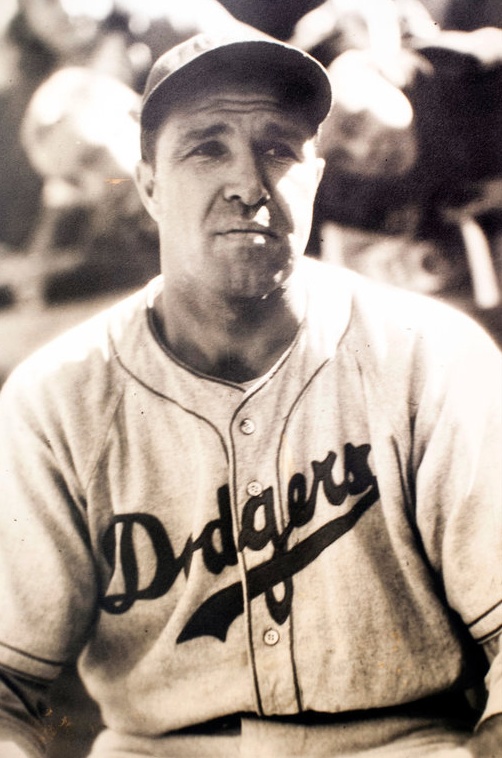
top-left (0, 364), bottom-right (98, 682)
top-left (413, 318), bottom-right (502, 646)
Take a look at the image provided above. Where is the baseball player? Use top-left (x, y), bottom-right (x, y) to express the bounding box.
top-left (0, 28), bottom-right (501, 758)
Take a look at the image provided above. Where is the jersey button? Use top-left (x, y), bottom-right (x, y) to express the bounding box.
top-left (263, 628), bottom-right (280, 646)
top-left (246, 480), bottom-right (263, 497)
top-left (239, 418), bottom-right (255, 435)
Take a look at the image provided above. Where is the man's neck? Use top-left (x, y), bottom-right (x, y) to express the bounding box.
top-left (154, 275), bottom-right (306, 382)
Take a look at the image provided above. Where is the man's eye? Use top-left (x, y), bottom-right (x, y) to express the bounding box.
top-left (263, 143), bottom-right (298, 161)
top-left (189, 141), bottom-right (226, 159)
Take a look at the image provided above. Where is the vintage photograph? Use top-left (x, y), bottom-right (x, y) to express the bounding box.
top-left (0, 2), bottom-right (501, 757)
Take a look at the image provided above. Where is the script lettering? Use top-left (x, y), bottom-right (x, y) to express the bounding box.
top-left (99, 443), bottom-right (379, 642)
top-left (100, 485), bottom-right (237, 613)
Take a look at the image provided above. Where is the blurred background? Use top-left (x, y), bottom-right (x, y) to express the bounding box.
top-left (1, 0), bottom-right (501, 388)
top-left (0, 1), bottom-right (501, 755)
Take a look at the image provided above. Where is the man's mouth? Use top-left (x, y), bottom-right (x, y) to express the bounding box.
top-left (216, 228), bottom-right (277, 238)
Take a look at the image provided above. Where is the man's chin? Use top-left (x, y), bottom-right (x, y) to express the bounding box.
top-left (214, 245), bottom-right (297, 296)
top-left (221, 260), bottom-right (296, 302)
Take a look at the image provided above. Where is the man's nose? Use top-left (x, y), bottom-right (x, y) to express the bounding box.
top-left (223, 149), bottom-right (270, 208)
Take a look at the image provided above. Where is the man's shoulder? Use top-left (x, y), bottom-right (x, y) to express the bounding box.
top-left (304, 258), bottom-right (501, 400)
top-left (1, 279), bottom-right (159, 413)
top-left (305, 257), bottom-right (497, 352)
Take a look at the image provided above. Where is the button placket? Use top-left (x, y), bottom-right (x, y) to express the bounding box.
top-left (263, 628), bottom-right (280, 646)
top-left (239, 418), bottom-right (255, 435)
top-left (237, 415), bottom-right (263, 504)
top-left (246, 480), bottom-right (263, 497)
top-left (231, 404), bottom-right (298, 715)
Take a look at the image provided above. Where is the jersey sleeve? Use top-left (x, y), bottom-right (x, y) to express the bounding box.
top-left (412, 317), bottom-right (502, 679)
top-left (0, 362), bottom-right (98, 689)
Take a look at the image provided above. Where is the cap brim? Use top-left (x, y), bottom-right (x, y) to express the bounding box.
top-left (141, 39), bottom-right (332, 132)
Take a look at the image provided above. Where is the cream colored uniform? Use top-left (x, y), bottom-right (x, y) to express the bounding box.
top-left (0, 259), bottom-right (501, 757)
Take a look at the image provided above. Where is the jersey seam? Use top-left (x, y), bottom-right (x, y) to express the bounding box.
top-left (82, 381), bottom-right (127, 493)
top-left (0, 641), bottom-right (66, 670)
top-left (476, 622), bottom-right (502, 645)
top-left (275, 356), bottom-right (333, 714)
top-left (467, 598), bottom-right (502, 628)
top-left (345, 341), bottom-right (414, 453)
top-left (227, 411), bottom-right (263, 715)
top-left (115, 352), bottom-right (229, 462)
top-left (147, 306), bottom-right (247, 391)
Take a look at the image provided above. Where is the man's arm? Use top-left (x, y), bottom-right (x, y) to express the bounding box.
top-left (410, 313), bottom-right (502, 756)
top-left (0, 357), bottom-right (98, 756)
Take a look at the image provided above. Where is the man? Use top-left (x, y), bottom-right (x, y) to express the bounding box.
top-left (0, 29), bottom-right (501, 758)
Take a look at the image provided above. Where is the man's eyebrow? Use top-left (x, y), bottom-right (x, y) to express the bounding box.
top-left (259, 121), bottom-right (310, 143)
top-left (179, 123), bottom-right (230, 144)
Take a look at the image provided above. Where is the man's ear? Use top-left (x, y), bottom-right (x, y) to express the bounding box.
top-left (134, 159), bottom-right (159, 221)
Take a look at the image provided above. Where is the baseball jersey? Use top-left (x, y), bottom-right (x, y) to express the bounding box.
top-left (0, 258), bottom-right (500, 754)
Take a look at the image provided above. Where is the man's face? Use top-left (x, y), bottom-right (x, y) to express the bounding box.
top-left (137, 83), bottom-right (324, 301)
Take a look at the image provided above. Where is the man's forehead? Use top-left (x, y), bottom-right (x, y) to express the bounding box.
top-left (166, 83), bottom-right (314, 138)
top-left (175, 81), bottom-right (280, 114)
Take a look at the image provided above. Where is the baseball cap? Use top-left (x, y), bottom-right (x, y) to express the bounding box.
top-left (140, 28), bottom-right (332, 134)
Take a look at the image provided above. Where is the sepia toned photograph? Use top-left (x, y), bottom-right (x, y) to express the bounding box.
top-left (0, 2), bottom-right (501, 757)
